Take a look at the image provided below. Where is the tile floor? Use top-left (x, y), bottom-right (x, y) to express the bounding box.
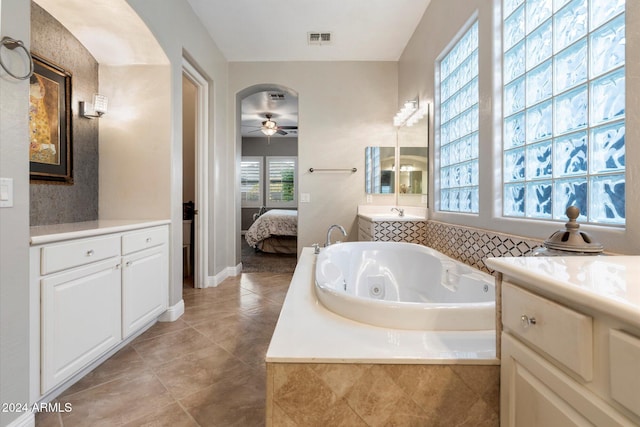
top-left (35, 272), bottom-right (292, 427)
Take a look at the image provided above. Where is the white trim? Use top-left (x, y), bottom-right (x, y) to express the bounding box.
top-left (158, 299), bottom-right (185, 322)
top-left (182, 58), bottom-right (209, 289)
top-left (5, 412), bottom-right (34, 427)
top-left (205, 264), bottom-right (243, 288)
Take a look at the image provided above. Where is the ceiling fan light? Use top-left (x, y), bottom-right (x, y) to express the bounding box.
top-left (261, 127), bottom-right (277, 136)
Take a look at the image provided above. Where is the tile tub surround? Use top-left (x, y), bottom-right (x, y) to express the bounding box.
top-left (266, 363), bottom-right (499, 426)
top-left (266, 247), bottom-right (498, 425)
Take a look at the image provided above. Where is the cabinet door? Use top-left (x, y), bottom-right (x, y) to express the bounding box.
top-left (41, 258), bottom-right (122, 393)
top-left (122, 246), bottom-right (168, 338)
top-left (502, 333), bottom-right (634, 427)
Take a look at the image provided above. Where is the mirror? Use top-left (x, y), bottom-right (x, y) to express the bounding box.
top-left (397, 109), bottom-right (429, 204)
top-left (398, 147), bottom-right (428, 194)
top-left (365, 146), bottom-right (395, 194)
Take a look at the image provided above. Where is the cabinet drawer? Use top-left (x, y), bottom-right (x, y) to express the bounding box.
top-left (502, 283), bottom-right (593, 381)
top-left (609, 329), bottom-right (640, 419)
top-left (41, 235), bottom-right (120, 275)
top-left (122, 226), bottom-right (168, 255)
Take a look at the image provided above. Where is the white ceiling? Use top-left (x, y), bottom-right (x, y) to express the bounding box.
top-left (186, 0), bottom-right (432, 62)
top-left (192, 0), bottom-right (433, 137)
top-left (241, 90), bottom-right (299, 138)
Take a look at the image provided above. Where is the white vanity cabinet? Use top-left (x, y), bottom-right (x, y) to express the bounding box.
top-left (486, 256), bottom-right (640, 427)
top-left (41, 257), bottom-right (122, 393)
top-left (30, 221), bottom-right (169, 399)
top-left (121, 227), bottom-right (168, 338)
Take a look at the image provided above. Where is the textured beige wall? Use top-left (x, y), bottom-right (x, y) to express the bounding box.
top-left (30, 2), bottom-right (100, 226)
top-left (230, 61), bottom-right (398, 255)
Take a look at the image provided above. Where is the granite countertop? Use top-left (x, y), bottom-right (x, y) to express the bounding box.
top-left (30, 219), bottom-right (171, 245)
top-left (485, 256), bottom-right (640, 329)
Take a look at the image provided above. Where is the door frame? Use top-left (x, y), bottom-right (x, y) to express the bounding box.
top-left (182, 58), bottom-right (209, 289)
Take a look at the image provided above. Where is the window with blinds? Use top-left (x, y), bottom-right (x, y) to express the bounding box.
top-left (240, 157), bottom-right (263, 208)
top-left (266, 156), bottom-right (297, 207)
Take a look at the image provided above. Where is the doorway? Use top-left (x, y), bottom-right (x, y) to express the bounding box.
top-left (238, 85), bottom-right (299, 272)
top-left (182, 59), bottom-right (209, 289)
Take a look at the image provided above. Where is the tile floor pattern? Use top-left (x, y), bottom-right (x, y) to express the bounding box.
top-left (35, 272), bottom-right (292, 427)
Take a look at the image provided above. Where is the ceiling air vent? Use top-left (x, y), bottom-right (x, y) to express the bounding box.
top-left (308, 32), bottom-right (332, 45)
top-left (269, 93), bottom-right (285, 101)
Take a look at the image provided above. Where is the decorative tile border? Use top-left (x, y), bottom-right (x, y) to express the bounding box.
top-left (372, 221), bottom-right (426, 245)
top-left (425, 220), bottom-right (543, 273)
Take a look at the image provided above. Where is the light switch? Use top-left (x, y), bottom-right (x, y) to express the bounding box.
top-left (366, 195), bottom-right (373, 203)
top-left (0, 177), bottom-right (13, 208)
top-left (300, 193), bottom-right (311, 203)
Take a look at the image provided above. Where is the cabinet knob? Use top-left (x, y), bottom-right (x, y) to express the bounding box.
top-left (520, 314), bottom-right (537, 329)
top-left (146, 238), bottom-right (152, 243)
top-left (126, 261), bottom-right (132, 267)
top-left (86, 250), bottom-right (94, 257)
top-left (115, 264), bottom-right (121, 270)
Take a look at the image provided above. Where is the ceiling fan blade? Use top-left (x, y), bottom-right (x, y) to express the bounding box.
top-left (276, 129), bottom-right (288, 135)
top-left (278, 126), bottom-right (298, 130)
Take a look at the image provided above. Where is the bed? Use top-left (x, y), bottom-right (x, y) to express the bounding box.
top-left (245, 209), bottom-right (298, 254)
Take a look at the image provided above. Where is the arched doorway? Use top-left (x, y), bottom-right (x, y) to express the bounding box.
top-left (236, 84), bottom-right (299, 271)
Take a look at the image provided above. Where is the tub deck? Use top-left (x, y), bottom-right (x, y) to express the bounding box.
top-left (266, 247), bottom-right (498, 364)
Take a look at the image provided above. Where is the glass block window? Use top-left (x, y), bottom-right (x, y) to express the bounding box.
top-left (266, 156), bottom-right (297, 207)
top-left (502, 0), bottom-right (625, 225)
top-left (240, 156), bottom-right (263, 208)
top-left (439, 21), bottom-right (479, 213)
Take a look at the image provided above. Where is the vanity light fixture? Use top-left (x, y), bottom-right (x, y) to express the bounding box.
top-left (79, 94), bottom-right (108, 119)
top-left (393, 98), bottom-right (428, 127)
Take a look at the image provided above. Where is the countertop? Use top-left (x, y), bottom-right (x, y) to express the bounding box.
top-left (30, 219), bottom-right (171, 245)
top-left (266, 247), bottom-right (497, 364)
top-left (357, 205), bottom-right (427, 222)
top-left (485, 256), bottom-right (640, 329)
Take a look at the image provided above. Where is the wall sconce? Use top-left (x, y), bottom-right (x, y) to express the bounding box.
top-left (393, 98), bottom-right (427, 127)
top-left (79, 94), bottom-right (108, 119)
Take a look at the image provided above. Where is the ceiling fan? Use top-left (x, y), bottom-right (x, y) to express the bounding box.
top-left (248, 113), bottom-right (298, 137)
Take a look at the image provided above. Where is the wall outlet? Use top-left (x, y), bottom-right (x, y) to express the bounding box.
top-left (366, 194), bottom-right (372, 203)
top-left (300, 193), bottom-right (311, 203)
top-left (421, 194), bottom-right (427, 204)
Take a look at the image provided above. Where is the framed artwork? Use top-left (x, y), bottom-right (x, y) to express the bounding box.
top-left (29, 54), bottom-right (73, 183)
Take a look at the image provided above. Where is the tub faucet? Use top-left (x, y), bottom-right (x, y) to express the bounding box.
top-left (325, 224), bottom-right (347, 247)
top-left (391, 207), bottom-right (405, 217)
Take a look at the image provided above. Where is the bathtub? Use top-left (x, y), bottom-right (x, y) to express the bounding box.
top-left (314, 241), bottom-right (495, 330)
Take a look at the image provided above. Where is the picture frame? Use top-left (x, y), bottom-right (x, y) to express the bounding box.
top-left (29, 54), bottom-right (73, 183)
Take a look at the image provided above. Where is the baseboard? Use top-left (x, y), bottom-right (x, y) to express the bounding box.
top-left (206, 263), bottom-right (243, 287)
top-left (5, 412), bottom-right (34, 427)
top-left (158, 299), bottom-right (185, 322)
